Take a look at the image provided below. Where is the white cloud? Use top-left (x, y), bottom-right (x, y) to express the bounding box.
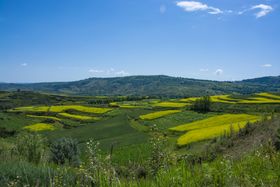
top-left (160, 5), bottom-right (166, 14)
top-left (89, 68), bottom-right (129, 77)
top-left (89, 69), bottom-right (104, 73)
top-left (21, 63), bottom-right (28, 66)
top-left (215, 69), bottom-right (223, 76)
top-left (176, 1), bottom-right (223, 15)
top-left (262, 64), bottom-right (272, 68)
top-left (251, 4), bottom-right (273, 18)
top-left (115, 70), bottom-right (130, 76)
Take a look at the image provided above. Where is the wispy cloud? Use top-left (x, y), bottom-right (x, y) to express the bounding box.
top-left (215, 69), bottom-right (223, 76)
top-left (261, 64), bottom-right (272, 68)
top-left (21, 63), bottom-right (28, 67)
top-left (115, 70), bottom-right (130, 76)
top-left (251, 4), bottom-right (273, 18)
top-left (238, 4), bottom-right (273, 18)
top-left (176, 1), bottom-right (223, 15)
top-left (176, 2), bottom-right (273, 18)
top-left (89, 68), bottom-right (129, 77)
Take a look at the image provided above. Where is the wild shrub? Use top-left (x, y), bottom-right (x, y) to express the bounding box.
top-left (13, 133), bottom-right (46, 164)
top-left (149, 125), bottom-right (169, 176)
top-left (50, 138), bottom-right (80, 166)
top-left (78, 139), bottom-right (119, 186)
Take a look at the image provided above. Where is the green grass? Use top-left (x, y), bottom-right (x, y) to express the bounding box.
top-left (47, 113), bottom-right (149, 151)
top-left (0, 113), bottom-right (41, 131)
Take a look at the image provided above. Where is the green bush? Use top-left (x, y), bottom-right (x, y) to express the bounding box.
top-left (50, 138), bottom-right (80, 166)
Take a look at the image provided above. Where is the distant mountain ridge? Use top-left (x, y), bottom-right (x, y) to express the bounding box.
top-left (0, 75), bottom-right (279, 97)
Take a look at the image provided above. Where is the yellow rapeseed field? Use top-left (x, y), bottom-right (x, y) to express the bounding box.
top-left (26, 115), bottom-right (61, 121)
top-left (10, 105), bottom-right (111, 114)
top-left (170, 114), bottom-right (260, 132)
top-left (139, 110), bottom-right (181, 120)
top-left (23, 123), bottom-right (56, 132)
top-left (58, 113), bottom-right (100, 121)
top-left (180, 93), bottom-right (280, 104)
top-left (153, 102), bottom-right (189, 108)
top-left (170, 114), bottom-right (262, 146)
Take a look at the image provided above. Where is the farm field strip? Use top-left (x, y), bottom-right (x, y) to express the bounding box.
top-left (139, 110), bottom-right (181, 120)
top-left (26, 114), bottom-right (61, 121)
top-left (9, 105), bottom-right (112, 114)
top-left (23, 123), bottom-right (56, 132)
top-left (170, 114), bottom-right (260, 132)
top-left (176, 119), bottom-right (260, 145)
top-left (58, 113), bottom-right (100, 121)
top-left (170, 114), bottom-right (262, 146)
top-left (180, 93), bottom-right (280, 104)
top-left (152, 102), bottom-right (189, 108)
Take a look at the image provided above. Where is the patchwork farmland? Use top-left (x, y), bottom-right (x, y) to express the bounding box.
top-left (0, 90), bottom-right (280, 186)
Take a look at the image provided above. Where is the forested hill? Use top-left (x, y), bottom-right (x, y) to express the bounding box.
top-left (0, 75), bottom-right (279, 97)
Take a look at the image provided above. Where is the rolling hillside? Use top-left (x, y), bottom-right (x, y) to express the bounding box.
top-left (0, 75), bottom-right (279, 97)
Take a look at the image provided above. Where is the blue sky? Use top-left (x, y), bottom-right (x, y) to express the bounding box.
top-left (0, 0), bottom-right (279, 83)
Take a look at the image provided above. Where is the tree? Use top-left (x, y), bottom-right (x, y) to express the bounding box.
top-left (191, 96), bottom-right (211, 113)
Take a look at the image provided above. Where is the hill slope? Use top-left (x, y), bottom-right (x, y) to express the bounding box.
top-left (0, 75), bottom-right (279, 97)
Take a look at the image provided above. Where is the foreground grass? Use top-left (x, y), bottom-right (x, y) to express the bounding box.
top-left (0, 144), bottom-right (279, 187)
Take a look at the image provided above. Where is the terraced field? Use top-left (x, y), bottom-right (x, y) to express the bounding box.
top-left (58, 113), bottom-right (100, 121)
top-left (170, 114), bottom-right (262, 146)
top-left (26, 115), bottom-right (61, 121)
top-left (23, 123), bottom-right (56, 132)
top-left (180, 92), bottom-right (280, 104)
top-left (153, 102), bottom-right (189, 108)
top-left (10, 105), bottom-right (111, 114)
top-left (139, 110), bottom-right (181, 120)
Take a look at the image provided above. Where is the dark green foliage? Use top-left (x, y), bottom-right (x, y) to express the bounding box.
top-left (0, 127), bottom-right (16, 138)
top-left (274, 128), bottom-right (280, 151)
top-left (191, 96), bottom-right (211, 112)
top-left (50, 138), bottom-right (80, 166)
top-left (1, 75), bottom-right (280, 97)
